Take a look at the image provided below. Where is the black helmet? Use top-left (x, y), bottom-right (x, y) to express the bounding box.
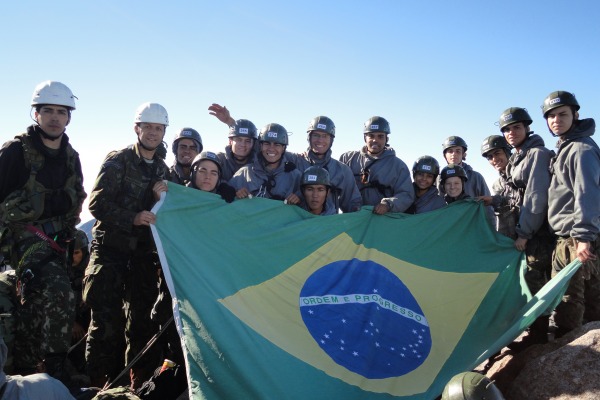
top-left (499, 107), bottom-right (532, 131)
top-left (441, 372), bottom-right (505, 400)
top-left (307, 116), bottom-right (335, 137)
top-left (172, 127), bottom-right (203, 155)
top-left (481, 135), bottom-right (511, 157)
top-left (363, 116), bottom-right (391, 135)
top-left (301, 166), bottom-right (331, 187)
top-left (191, 151), bottom-right (223, 178)
top-left (74, 229), bottom-right (90, 251)
top-left (259, 123), bottom-right (288, 145)
top-left (229, 119), bottom-right (258, 140)
top-left (542, 90), bottom-right (580, 118)
top-left (440, 163), bottom-right (468, 183)
top-left (442, 136), bottom-right (468, 152)
top-left (412, 155), bottom-right (440, 177)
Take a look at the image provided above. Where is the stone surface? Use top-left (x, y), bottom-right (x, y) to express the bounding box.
top-left (482, 322), bottom-right (600, 400)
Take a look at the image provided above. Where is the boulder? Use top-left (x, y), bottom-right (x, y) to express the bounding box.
top-left (484, 322), bottom-right (600, 400)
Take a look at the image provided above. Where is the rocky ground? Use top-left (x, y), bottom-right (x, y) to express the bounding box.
top-left (474, 321), bottom-right (600, 400)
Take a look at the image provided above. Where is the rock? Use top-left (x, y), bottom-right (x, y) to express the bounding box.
top-left (485, 322), bottom-right (600, 400)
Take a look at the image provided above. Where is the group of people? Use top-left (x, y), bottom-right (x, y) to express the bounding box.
top-left (0, 81), bottom-right (598, 399)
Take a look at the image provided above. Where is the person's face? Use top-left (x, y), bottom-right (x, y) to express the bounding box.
top-left (485, 148), bottom-right (509, 173)
top-left (303, 184), bottom-right (328, 213)
top-left (230, 136), bottom-right (254, 158)
top-left (35, 105), bottom-right (70, 137)
top-left (444, 146), bottom-right (464, 165)
top-left (309, 131), bottom-right (332, 155)
top-left (444, 176), bottom-right (463, 198)
top-left (72, 248), bottom-right (83, 267)
top-left (194, 160), bottom-right (220, 192)
top-left (546, 105), bottom-right (575, 136)
top-left (414, 172), bottom-right (435, 191)
top-left (261, 141), bottom-right (284, 164)
top-left (364, 132), bottom-right (387, 155)
top-left (502, 122), bottom-right (527, 149)
top-left (135, 123), bottom-right (166, 150)
top-left (176, 138), bottom-right (199, 166)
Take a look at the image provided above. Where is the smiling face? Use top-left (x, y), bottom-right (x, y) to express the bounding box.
top-left (364, 132), bottom-right (387, 156)
top-left (414, 172), bottom-right (435, 192)
top-left (260, 141), bottom-right (285, 166)
top-left (444, 176), bottom-right (463, 198)
top-left (309, 131), bottom-right (332, 158)
top-left (230, 136), bottom-right (254, 159)
top-left (546, 105), bottom-right (576, 136)
top-left (485, 148), bottom-right (509, 173)
top-left (135, 123), bottom-right (166, 150)
top-left (35, 105), bottom-right (70, 138)
top-left (176, 138), bottom-right (199, 167)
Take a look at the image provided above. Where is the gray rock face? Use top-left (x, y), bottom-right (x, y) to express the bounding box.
top-left (484, 322), bottom-right (600, 400)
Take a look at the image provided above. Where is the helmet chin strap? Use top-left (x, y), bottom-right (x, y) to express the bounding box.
top-left (233, 153), bottom-right (250, 163)
top-left (38, 129), bottom-right (64, 141)
top-left (259, 151), bottom-right (284, 166)
top-left (138, 137), bottom-right (160, 152)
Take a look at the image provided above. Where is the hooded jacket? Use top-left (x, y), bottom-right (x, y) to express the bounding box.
top-left (406, 184), bottom-right (446, 214)
top-left (217, 145), bottom-right (256, 182)
top-left (505, 133), bottom-right (553, 239)
top-left (339, 146), bottom-right (414, 213)
top-left (229, 155), bottom-right (301, 201)
top-left (548, 118), bottom-right (600, 241)
top-left (287, 149), bottom-right (361, 213)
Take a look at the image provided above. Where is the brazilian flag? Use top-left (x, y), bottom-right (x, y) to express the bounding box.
top-left (151, 182), bottom-right (579, 399)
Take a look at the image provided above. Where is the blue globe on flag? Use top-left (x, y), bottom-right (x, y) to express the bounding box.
top-left (299, 259), bottom-right (432, 378)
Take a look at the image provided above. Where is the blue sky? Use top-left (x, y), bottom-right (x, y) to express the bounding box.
top-left (2, 1), bottom-right (599, 221)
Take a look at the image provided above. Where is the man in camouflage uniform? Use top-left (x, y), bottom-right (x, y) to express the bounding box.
top-left (0, 270), bottom-right (17, 373)
top-left (543, 91), bottom-right (600, 337)
top-left (0, 81), bottom-right (86, 377)
top-left (83, 103), bottom-right (170, 389)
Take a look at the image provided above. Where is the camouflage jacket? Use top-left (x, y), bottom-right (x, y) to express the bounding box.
top-left (89, 143), bottom-right (169, 248)
top-left (0, 126), bottom-right (86, 235)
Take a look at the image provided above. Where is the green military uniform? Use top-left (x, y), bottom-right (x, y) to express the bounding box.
top-left (83, 142), bottom-right (169, 386)
top-left (0, 126), bottom-right (85, 374)
top-left (0, 270), bottom-right (17, 373)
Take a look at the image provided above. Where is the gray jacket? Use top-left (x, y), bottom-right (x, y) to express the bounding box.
top-left (229, 155), bottom-right (301, 201)
top-left (339, 146), bottom-right (414, 213)
top-left (548, 118), bottom-right (600, 241)
top-left (505, 134), bottom-right (553, 239)
top-left (217, 145), bottom-right (255, 182)
top-left (287, 149), bottom-right (361, 213)
top-left (407, 184), bottom-right (446, 214)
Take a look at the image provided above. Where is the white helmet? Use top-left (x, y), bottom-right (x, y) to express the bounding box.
top-left (31, 80), bottom-right (77, 110)
top-left (134, 102), bottom-right (169, 126)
